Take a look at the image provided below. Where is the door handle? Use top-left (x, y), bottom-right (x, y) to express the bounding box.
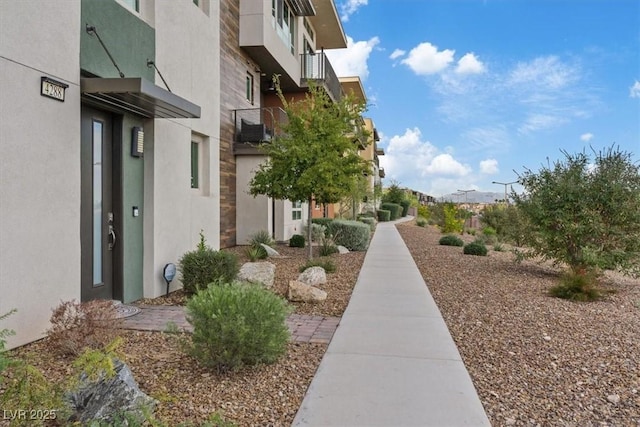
top-left (108, 224), bottom-right (116, 251)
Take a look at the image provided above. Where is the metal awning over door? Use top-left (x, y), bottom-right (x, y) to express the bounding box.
top-left (81, 77), bottom-right (201, 119)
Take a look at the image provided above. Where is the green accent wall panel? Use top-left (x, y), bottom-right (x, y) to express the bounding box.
top-left (81, 0), bottom-right (154, 79)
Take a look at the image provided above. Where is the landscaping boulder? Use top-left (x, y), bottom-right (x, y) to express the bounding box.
top-left (237, 261), bottom-right (276, 287)
top-left (297, 266), bottom-right (327, 287)
top-left (337, 245), bottom-right (350, 254)
top-left (288, 280), bottom-right (327, 303)
top-left (260, 243), bottom-right (281, 257)
top-left (66, 359), bottom-right (157, 425)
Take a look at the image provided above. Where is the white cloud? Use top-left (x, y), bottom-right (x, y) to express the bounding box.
top-left (508, 56), bottom-right (578, 90)
top-left (630, 80), bottom-right (640, 98)
top-left (425, 154), bottom-right (472, 176)
top-left (455, 53), bottom-right (486, 74)
top-left (401, 42), bottom-right (455, 75)
top-left (340, 0), bottom-right (368, 22)
top-left (479, 158), bottom-right (499, 174)
top-left (389, 49), bottom-right (406, 60)
top-left (580, 132), bottom-right (594, 142)
top-left (325, 36), bottom-right (379, 80)
top-left (518, 113), bottom-right (568, 133)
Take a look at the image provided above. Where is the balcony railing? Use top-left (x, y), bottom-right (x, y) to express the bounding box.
top-left (232, 107), bottom-right (287, 144)
top-left (300, 51), bottom-right (342, 102)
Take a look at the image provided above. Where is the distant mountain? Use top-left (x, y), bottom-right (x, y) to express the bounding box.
top-left (440, 191), bottom-right (506, 204)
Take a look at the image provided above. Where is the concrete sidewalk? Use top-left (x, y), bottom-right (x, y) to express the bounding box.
top-left (292, 219), bottom-right (491, 427)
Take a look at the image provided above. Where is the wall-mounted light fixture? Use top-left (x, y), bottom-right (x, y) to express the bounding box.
top-left (131, 127), bottom-right (144, 157)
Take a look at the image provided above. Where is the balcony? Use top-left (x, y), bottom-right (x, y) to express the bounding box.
top-left (300, 51), bottom-right (342, 102)
top-left (379, 167), bottom-right (385, 178)
top-left (233, 107), bottom-right (287, 155)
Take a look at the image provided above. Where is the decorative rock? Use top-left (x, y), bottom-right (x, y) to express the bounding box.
top-left (260, 243), bottom-right (281, 257)
top-left (297, 266), bottom-right (327, 287)
top-left (237, 262), bottom-right (276, 287)
top-left (66, 359), bottom-right (157, 424)
top-left (607, 394), bottom-right (620, 404)
top-left (337, 245), bottom-right (350, 254)
top-left (288, 280), bottom-right (327, 303)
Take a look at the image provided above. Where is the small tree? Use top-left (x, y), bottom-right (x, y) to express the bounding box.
top-left (514, 146), bottom-right (640, 281)
top-left (249, 79), bottom-right (369, 258)
top-left (381, 180), bottom-right (406, 204)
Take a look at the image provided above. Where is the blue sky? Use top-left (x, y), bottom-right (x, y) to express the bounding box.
top-left (326, 0), bottom-right (640, 197)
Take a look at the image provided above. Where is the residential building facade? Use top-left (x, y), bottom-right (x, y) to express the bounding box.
top-left (0, 0), bottom-right (220, 348)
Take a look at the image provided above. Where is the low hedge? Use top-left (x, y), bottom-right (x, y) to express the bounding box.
top-left (438, 234), bottom-right (464, 247)
top-left (380, 202), bottom-right (402, 220)
top-left (331, 219), bottom-right (371, 251)
top-left (377, 209), bottom-right (391, 222)
top-left (358, 216), bottom-right (376, 232)
top-left (400, 200), bottom-right (411, 217)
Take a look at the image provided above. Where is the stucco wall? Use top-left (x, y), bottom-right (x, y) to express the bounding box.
top-left (143, 0), bottom-right (221, 298)
top-left (0, 1), bottom-right (81, 348)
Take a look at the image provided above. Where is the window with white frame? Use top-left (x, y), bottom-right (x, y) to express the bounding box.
top-left (292, 201), bottom-right (302, 220)
top-left (246, 72), bottom-right (254, 104)
top-left (119, 0), bottom-right (140, 12)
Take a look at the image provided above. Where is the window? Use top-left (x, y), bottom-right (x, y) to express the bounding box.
top-left (246, 72), bottom-right (254, 104)
top-left (292, 201), bottom-right (302, 220)
top-left (272, 0), bottom-right (296, 54)
top-left (190, 141), bottom-right (199, 189)
top-left (304, 18), bottom-right (315, 42)
top-left (120, 0), bottom-right (140, 12)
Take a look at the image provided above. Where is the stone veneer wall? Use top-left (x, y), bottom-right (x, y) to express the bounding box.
top-left (219, 0), bottom-right (260, 247)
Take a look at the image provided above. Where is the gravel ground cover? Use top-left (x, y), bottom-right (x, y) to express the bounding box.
top-left (397, 221), bottom-right (640, 426)
top-left (4, 245), bottom-right (365, 426)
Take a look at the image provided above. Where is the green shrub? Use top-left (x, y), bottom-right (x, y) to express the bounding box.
top-left (179, 232), bottom-right (239, 295)
top-left (380, 203), bottom-right (402, 220)
top-left (249, 230), bottom-right (274, 248)
top-left (185, 282), bottom-right (291, 371)
top-left (0, 309), bottom-right (16, 378)
top-left (549, 272), bottom-right (602, 301)
top-left (416, 217), bottom-right (428, 227)
top-left (358, 216), bottom-right (376, 232)
top-left (493, 243), bottom-right (505, 252)
top-left (464, 241), bottom-right (488, 256)
top-left (303, 223), bottom-right (326, 242)
top-left (360, 210), bottom-right (377, 218)
top-left (311, 218), bottom-right (334, 228)
top-left (441, 204), bottom-right (464, 234)
top-left (482, 226), bottom-right (498, 244)
top-left (331, 220), bottom-right (371, 251)
top-left (399, 200), bottom-right (411, 217)
top-left (244, 245), bottom-right (267, 261)
top-left (417, 205), bottom-right (430, 220)
top-left (319, 235), bottom-right (339, 256)
top-left (377, 209), bottom-right (391, 222)
top-left (439, 235), bottom-right (464, 247)
top-left (289, 234), bottom-right (306, 248)
top-left (299, 258), bottom-right (336, 273)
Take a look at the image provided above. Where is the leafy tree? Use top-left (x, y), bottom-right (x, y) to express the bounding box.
top-left (514, 146), bottom-right (640, 280)
top-left (441, 203), bottom-right (464, 234)
top-left (249, 79), bottom-right (369, 258)
top-left (381, 180), bottom-right (406, 204)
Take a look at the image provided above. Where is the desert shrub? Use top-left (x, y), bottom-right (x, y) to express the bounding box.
top-left (416, 217), bottom-right (428, 227)
top-left (303, 223), bottom-right (326, 242)
top-left (319, 235), bottom-right (339, 256)
top-left (244, 245), bottom-right (267, 261)
top-left (439, 235), bottom-right (464, 247)
top-left (358, 216), bottom-right (376, 232)
top-left (0, 309), bottom-right (16, 377)
top-left (380, 203), bottom-right (402, 220)
top-left (249, 230), bottom-right (274, 248)
top-left (185, 282), bottom-right (291, 372)
top-left (377, 209), bottom-right (391, 222)
top-left (179, 233), bottom-right (239, 295)
top-left (399, 200), bottom-right (411, 217)
top-left (464, 241), bottom-right (488, 256)
top-left (330, 220), bottom-right (371, 251)
top-left (441, 203), bottom-right (464, 234)
top-left (417, 205), bottom-right (430, 220)
top-left (311, 218), bottom-right (334, 228)
top-left (289, 234), bottom-right (306, 248)
top-left (46, 300), bottom-right (122, 356)
top-left (493, 242), bottom-right (505, 252)
top-left (299, 258), bottom-right (336, 273)
top-left (549, 272), bottom-right (601, 301)
top-left (481, 226), bottom-right (498, 245)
